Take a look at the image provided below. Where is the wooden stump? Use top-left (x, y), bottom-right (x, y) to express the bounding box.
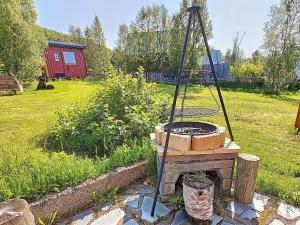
top-left (235, 153), bottom-right (260, 204)
top-left (0, 199), bottom-right (35, 225)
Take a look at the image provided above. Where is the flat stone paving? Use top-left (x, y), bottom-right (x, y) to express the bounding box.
top-left (57, 180), bottom-right (300, 225)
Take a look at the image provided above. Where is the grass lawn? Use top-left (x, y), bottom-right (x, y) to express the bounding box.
top-left (0, 80), bottom-right (299, 204)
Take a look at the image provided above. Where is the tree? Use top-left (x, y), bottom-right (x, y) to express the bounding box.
top-left (169, 0), bottom-right (213, 73)
top-left (68, 25), bottom-right (84, 43)
top-left (263, 0), bottom-right (300, 92)
top-left (69, 16), bottom-right (111, 75)
top-left (0, 0), bottom-right (46, 82)
top-left (114, 5), bottom-right (171, 72)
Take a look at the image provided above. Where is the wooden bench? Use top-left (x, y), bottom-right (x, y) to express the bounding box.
top-left (0, 76), bottom-right (21, 94)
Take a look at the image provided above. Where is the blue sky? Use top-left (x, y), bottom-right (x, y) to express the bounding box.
top-left (35, 0), bottom-right (280, 57)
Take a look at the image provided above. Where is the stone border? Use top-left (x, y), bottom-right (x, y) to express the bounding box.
top-left (29, 161), bottom-right (147, 221)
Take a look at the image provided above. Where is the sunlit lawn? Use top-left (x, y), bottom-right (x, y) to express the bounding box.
top-left (0, 80), bottom-right (299, 204)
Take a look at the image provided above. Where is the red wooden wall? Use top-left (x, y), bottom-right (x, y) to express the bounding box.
top-left (44, 46), bottom-right (87, 78)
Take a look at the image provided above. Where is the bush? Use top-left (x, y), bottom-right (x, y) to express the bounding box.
top-left (44, 67), bottom-right (168, 156)
top-left (230, 61), bottom-right (264, 84)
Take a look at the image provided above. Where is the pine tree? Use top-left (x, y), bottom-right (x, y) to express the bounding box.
top-left (0, 0), bottom-right (46, 82)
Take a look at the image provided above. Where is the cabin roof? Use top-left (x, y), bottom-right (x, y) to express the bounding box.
top-left (48, 40), bottom-right (86, 49)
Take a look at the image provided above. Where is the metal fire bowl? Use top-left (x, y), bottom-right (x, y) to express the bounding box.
top-left (163, 121), bottom-right (218, 136)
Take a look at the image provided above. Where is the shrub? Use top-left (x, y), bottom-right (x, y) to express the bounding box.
top-left (230, 61), bottom-right (264, 84)
top-left (44, 67), bottom-right (168, 156)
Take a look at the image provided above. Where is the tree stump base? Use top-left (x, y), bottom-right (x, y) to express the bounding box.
top-left (0, 199), bottom-right (35, 225)
top-left (235, 153), bottom-right (260, 204)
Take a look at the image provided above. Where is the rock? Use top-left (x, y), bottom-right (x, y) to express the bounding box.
top-left (91, 208), bottom-right (125, 225)
top-left (171, 210), bottom-right (188, 225)
top-left (253, 193), bottom-right (271, 205)
top-left (73, 209), bottom-right (94, 225)
top-left (240, 209), bottom-right (260, 220)
top-left (221, 222), bottom-right (233, 225)
top-left (212, 214), bottom-right (223, 225)
top-left (248, 199), bottom-right (264, 212)
top-left (96, 203), bottom-right (111, 211)
top-left (141, 196), bottom-right (171, 223)
top-left (269, 219), bottom-right (285, 225)
top-left (296, 220), bottom-right (300, 225)
top-left (134, 187), bottom-right (153, 194)
top-left (277, 202), bottom-right (300, 220)
top-left (248, 193), bottom-right (271, 212)
top-left (226, 201), bottom-right (244, 215)
top-left (124, 195), bottom-right (140, 209)
top-left (124, 219), bottom-right (139, 225)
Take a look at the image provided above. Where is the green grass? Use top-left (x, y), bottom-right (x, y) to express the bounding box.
top-left (0, 80), bottom-right (299, 204)
top-left (0, 80), bottom-right (154, 201)
top-left (157, 83), bottom-right (300, 204)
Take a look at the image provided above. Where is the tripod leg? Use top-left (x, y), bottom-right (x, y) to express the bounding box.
top-left (150, 9), bottom-right (194, 217)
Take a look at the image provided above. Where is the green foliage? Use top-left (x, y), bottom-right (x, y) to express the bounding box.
top-left (263, 0), bottom-right (300, 92)
top-left (230, 60), bottom-right (265, 83)
top-left (91, 187), bottom-right (119, 206)
top-left (38, 211), bottom-right (58, 225)
top-left (264, 44), bottom-right (299, 93)
top-left (112, 0), bottom-right (212, 73)
top-left (39, 26), bottom-right (72, 42)
top-left (69, 16), bottom-right (112, 75)
top-left (169, 195), bottom-right (184, 205)
top-left (0, 0), bottom-right (47, 82)
top-left (44, 68), bottom-right (168, 156)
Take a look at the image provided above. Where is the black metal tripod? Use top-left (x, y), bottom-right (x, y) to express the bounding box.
top-left (150, 6), bottom-right (234, 217)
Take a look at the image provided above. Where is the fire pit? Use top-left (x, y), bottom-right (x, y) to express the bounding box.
top-left (151, 122), bottom-right (240, 202)
top-left (164, 121), bottom-right (218, 136)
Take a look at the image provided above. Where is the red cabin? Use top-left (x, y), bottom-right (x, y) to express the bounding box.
top-left (44, 40), bottom-right (87, 79)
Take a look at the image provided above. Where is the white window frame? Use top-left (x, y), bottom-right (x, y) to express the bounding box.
top-left (54, 53), bottom-right (59, 62)
top-left (63, 51), bottom-right (77, 65)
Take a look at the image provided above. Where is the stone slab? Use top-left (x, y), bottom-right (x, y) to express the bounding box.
top-left (277, 202), bottom-right (300, 220)
top-left (141, 196), bottom-right (171, 223)
top-left (161, 132), bottom-right (192, 151)
top-left (212, 214), bottom-right (223, 225)
top-left (73, 209), bottom-right (94, 225)
top-left (171, 210), bottom-right (188, 225)
top-left (269, 219), bottom-right (284, 225)
top-left (192, 128), bottom-right (225, 151)
top-left (155, 126), bottom-right (164, 145)
top-left (91, 208), bottom-right (125, 225)
top-left (124, 195), bottom-right (140, 209)
top-left (124, 219), bottom-right (139, 225)
top-left (163, 161), bottom-right (214, 172)
top-left (158, 153), bottom-right (238, 163)
top-left (221, 222), bottom-right (233, 225)
top-left (134, 187), bottom-right (153, 194)
top-left (151, 134), bottom-right (240, 156)
top-left (240, 209), bottom-right (260, 220)
top-left (226, 201), bottom-right (244, 216)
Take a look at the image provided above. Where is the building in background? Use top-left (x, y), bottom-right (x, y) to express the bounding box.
top-left (201, 50), bottom-right (229, 80)
top-left (44, 40), bottom-right (87, 79)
